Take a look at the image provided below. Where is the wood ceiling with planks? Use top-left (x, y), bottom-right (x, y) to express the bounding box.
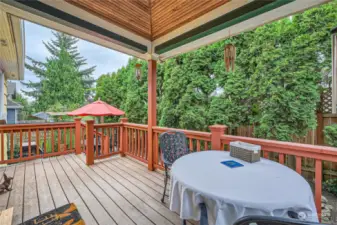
top-left (66, 0), bottom-right (231, 40)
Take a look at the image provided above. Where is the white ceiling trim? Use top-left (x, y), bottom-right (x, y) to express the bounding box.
top-left (157, 0), bottom-right (331, 60)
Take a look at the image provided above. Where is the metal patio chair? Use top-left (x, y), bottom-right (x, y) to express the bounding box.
top-left (159, 131), bottom-right (190, 203)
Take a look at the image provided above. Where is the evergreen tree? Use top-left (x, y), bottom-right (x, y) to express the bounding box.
top-left (22, 32), bottom-right (95, 108)
top-left (94, 1), bottom-right (337, 141)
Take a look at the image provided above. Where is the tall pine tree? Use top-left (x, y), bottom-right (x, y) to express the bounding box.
top-left (23, 32), bottom-right (95, 111)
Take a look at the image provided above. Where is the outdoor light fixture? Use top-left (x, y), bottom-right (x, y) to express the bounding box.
top-left (135, 63), bottom-right (142, 80)
top-left (224, 43), bottom-right (236, 72)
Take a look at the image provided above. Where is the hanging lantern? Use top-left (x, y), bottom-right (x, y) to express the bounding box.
top-left (135, 63), bottom-right (142, 80)
top-left (224, 43), bottom-right (236, 72)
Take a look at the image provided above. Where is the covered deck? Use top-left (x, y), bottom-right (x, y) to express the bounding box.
top-left (0, 153), bottom-right (190, 225)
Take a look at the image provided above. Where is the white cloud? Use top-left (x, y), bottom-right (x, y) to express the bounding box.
top-left (16, 21), bottom-right (130, 95)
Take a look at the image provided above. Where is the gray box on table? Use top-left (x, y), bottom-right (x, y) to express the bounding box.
top-left (230, 141), bottom-right (261, 163)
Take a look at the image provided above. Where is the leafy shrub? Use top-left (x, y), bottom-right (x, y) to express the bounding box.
top-left (323, 178), bottom-right (337, 197)
top-left (324, 124), bottom-right (337, 147)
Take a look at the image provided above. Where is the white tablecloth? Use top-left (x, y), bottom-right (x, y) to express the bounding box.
top-left (169, 151), bottom-right (318, 225)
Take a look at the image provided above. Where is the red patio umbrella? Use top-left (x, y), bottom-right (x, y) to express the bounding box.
top-left (67, 100), bottom-right (125, 117)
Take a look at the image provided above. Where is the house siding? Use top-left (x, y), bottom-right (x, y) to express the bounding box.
top-left (0, 74), bottom-right (8, 163)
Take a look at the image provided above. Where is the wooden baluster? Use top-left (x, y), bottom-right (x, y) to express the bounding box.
top-left (279, 153), bottom-right (284, 164)
top-left (58, 128), bottom-right (61, 152)
top-left (81, 127), bottom-right (85, 152)
top-left (137, 130), bottom-right (140, 157)
top-left (51, 129), bottom-right (55, 153)
top-left (63, 128), bottom-right (67, 151)
top-left (101, 128), bottom-right (104, 156)
top-left (95, 129), bottom-right (98, 157)
top-left (1, 131), bottom-right (4, 162)
top-left (263, 151), bottom-right (269, 159)
top-left (197, 140), bottom-right (201, 152)
top-left (117, 127), bottom-right (120, 152)
top-left (28, 129), bottom-right (31, 157)
top-left (107, 127), bottom-right (111, 153)
top-left (140, 131), bottom-right (144, 158)
top-left (131, 129), bottom-right (133, 154)
top-left (36, 129), bottom-right (39, 156)
top-left (44, 129), bottom-right (47, 155)
top-left (221, 142), bottom-right (225, 151)
top-left (153, 132), bottom-right (158, 166)
top-left (70, 128), bottom-right (73, 151)
top-left (144, 131), bottom-right (148, 160)
top-left (20, 129), bottom-right (23, 159)
top-left (111, 127), bottom-right (115, 152)
top-left (86, 120), bottom-right (94, 165)
top-left (129, 129), bottom-right (132, 154)
top-left (10, 130), bottom-right (14, 159)
top-left (132, 129), bottom-right (135, 154)
top-left (205, 141), bottom-right (208, 151)
top-left (296, 156), bottom-right (302, 174)
top-left (189, 138), bottom-right (193, 152)
top-left (315, 159), bottom-right (322, 220)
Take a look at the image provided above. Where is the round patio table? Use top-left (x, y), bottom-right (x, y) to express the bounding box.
top-left (169, 151), bottom-right (318, 225)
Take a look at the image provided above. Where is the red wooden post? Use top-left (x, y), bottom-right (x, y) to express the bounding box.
top-left (120, 118), bottom-right (128, 157)
top-left (148, 59), bottom-right (157, 171)
top-left (75, 118), bottom-right (82, 155)
top-left (86, 120), bottom-right (95, 166)
top-left (209, 125), bottom-right (227, 150)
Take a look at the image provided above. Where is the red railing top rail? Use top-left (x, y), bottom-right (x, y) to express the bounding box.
top-left (153, 126), bottom-right (211, 140)
top-left (222, 134), bottom-right (337, 162)
top-left (94, 123), bottom-right (122, 128)
top-left (0, 122), bottom-right (75, 132)
top-left (124, 123), bottom-right (148, 130)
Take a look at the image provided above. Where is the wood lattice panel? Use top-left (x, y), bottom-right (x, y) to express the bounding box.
top-left (321, 88), bottom-right (332, 113)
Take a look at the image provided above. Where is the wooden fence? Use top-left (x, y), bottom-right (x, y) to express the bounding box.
top-left (230, 113), bottom-right (337, 181)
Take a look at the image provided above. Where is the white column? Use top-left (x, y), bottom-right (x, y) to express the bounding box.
top-left (0, 72), bottom-right (4, 119)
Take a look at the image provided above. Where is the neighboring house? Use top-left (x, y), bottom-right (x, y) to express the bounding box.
top-left (32, 112), bottom-right (71, 122)
top-left (6, 82), bottom-right (23, 124)
top-left (33, 112), bottom-right (52, 122)
top-left (0, 8), bottom-right (25, 162)
top-left (7, 99), bottom-right (23, 124)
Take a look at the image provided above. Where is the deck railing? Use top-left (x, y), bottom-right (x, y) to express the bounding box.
top-left (2, 118), bottom-right (337, 217)
top-left (93, 123), bottom-right (121, 159)
top-left (123, 122), bottom-right (148, 163)
top-left (0, 122), bottom-right (76, 164)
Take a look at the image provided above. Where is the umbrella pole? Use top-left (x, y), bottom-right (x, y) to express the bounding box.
top-left (100, 116), bottom-right (104, 124)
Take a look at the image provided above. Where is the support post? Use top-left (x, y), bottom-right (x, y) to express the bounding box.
top-left (75, 118), bottom-right (81, 155)
top-left (120, 118), bottom-right (128, 157)
top-left (147, 60), bottom-right (157, 171)
top-left (86, 120), bottom-right (94, 166)
top-left (209, 125), bottom-right (227, 150)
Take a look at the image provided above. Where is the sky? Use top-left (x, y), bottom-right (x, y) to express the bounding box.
top-left (16, 21), bottom-right (130, 93)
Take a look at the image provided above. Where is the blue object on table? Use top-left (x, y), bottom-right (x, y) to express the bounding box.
top-left (221, 160), bottom-right (244, 168)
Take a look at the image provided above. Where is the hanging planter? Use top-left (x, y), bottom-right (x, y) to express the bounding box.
top-left (224, 43), bottom-right (236, 72)
top-left (135, 63), bottom-right (142, 80)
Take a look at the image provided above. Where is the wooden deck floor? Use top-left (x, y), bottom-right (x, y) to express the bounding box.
top-left (0, 154), bottom-right (192, 225)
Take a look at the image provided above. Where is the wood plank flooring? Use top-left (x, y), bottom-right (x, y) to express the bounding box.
top-left (0, 154), bottom-right (195, 225)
